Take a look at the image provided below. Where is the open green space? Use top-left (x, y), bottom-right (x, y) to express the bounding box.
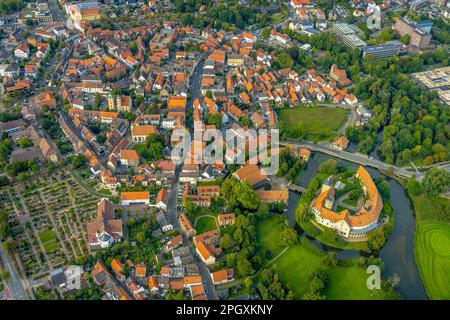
top-left (410, 193), bottom-right (450, 300)
top-left (325, 262), bottom-right (382, 300)
top-left (39, 230), bottom-right (59, 254)
top-left (271, 4), bottom-right (289, 24)
top-left (256, 217), bottom-right (374, 299)
top-left (195, 216), bottom-right (217, 234)
top-left (415, 221), bottom-right (450, 300)
top-left (278, 107), bottom-right (349, 142)
top-left (271, 241), bottom-right (322, 298)
top-left (256, 216), bottom-right (287, 260)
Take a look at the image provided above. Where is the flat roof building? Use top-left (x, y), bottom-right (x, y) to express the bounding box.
top-left (331, 23), bottom-right (367, 50)
top-left (362, 42), bottom-right (400, 59)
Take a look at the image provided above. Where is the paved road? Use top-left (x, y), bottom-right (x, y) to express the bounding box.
top-left (0, 244), bottom-right (28, 300)
top-left (282, 140), bottom-right (427, 181)
top-left (186, 53), bottom-right (207, 131)
top-left (165, 165), bottom-right (218, 300)
top-left (163, 54), bottom-right (218, 300)
top-left (48, 0), bottom-right (65, 22)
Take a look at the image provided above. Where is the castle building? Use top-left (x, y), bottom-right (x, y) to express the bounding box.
top-left (312, 166), bottom-right (383, 239)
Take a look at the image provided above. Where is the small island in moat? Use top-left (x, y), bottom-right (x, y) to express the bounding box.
top-left (312, 166), bottom-right (383, 240)
top-left (295, 160), bottom-right (393, 252)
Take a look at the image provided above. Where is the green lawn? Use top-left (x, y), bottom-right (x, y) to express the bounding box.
top-left (256, 217), bottom-right (287, 261)
top-left (195, 216), bottom-right (217, 234)
top-left (271, 241), bottom-right (323, 298)
top-left (256, 217), bottom-right (386, 299)
top-left (415, 221), bottom-right (450, 300)
top-left (39, 230), bottom-right (59, 254)
top-left (326, 262), bottom-right (382, 300)
top-left (410, 193), bottom-right (450, 300)
top-left (279, 107), bottom-right (349, 142)
top-left (271, 241), bottom-right (378, 299)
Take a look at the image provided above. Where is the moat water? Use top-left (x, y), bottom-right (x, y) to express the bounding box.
top-left (285, 152), bottom-right (427, 300)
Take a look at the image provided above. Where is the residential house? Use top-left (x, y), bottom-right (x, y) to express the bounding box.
top-left (210, 268), bottom-right (234, 285)
top-left (330, 136), bottom-right (350, 151)
top-left (217, 213), bottom-right (235, 227)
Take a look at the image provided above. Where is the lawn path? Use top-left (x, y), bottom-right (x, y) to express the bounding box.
top-left (265, 246), bottom-right (289, 267)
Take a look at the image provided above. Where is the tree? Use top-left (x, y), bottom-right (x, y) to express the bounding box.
top-left (257, 268), bottom-right (293, 300)
top-left (275, 51), bottom-right (294, 69)
top-left (421, 168), bottom-right (450, 198)
top-left (318, 160), bottom-right (338, 175)
top-left (206, 113), bottom-right (222, 128)
top-left (322, 228), bottom-right (339, 244)
top-left (221, 233), bottom-right (235, 250)
top-left (1, 270), bottom-right (9, 283)
top-left (321, 252), bottom-right (338, 267)
top-left (406, 177), bottom-right (422, 195)
top-left (303, 267), bottom-right (328, 300)
top-left (221, 179), bottom-right (260, 210)
top-left (261, 28), bottom-right (271, 39)
top-left (165, 290), bottom-right (188, 300)
top-left (18, 137), bottom-right (32, 149)
top-left (277, 225), bottom-right (298, 247)
top-left (226, 253), bottom-right (236, 267)
top-left (367, 228), bottom-right (386, 251)
top-left (0, 209), bottom-right (11, 240)
top-left (303, 290), bottom-right (325, 300)
top-left (70, 154), bottom-right (86, 169)
top-left (236, 256), bottom-right (254, 277)
top-left (136, 231), bottom-right (145, 243)
top-left (2, 237), bottom-right (15, 254)
top-left (137, 134), bottom-right (164, 161)
top-left (295, 202), bottom-right (309, 224)
top-left (130, 41), bottom-right (137, 55)
top-left (400, 34), bottom-right (411, 45)
top-left (256, 203), bottom-right (270, 219)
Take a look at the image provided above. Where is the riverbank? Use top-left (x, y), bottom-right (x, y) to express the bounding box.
top-left (299, 218), bottom-right (369, 251)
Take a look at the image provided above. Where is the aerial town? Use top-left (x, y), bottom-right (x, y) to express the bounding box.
top-left (0, 0), bottom-right (449, 304)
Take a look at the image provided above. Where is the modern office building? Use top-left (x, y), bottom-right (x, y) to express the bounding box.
top-left (331, 23), bottom-right (367, 50)
top-left (361, 42), bottom-right (401, 59)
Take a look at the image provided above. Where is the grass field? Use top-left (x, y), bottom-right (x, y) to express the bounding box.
top-left (195, 216), bottom-right (217, 234)
top-left (410, 193), bottom-right (450, 300)
top-left (278, 107), bottom-right (349, 142)
top-left (325, 263), bottom-right (382, 300)
top-left (256, 216), bottom-right (287, 260)
top-left (415, 221), bottom-right (450, 300)
top-left (271, 242), bottom-right (323, 298)
top-left (39, 230), bottom-right (59, 254)
top-left (257, 217), bottom-right (374, 299)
